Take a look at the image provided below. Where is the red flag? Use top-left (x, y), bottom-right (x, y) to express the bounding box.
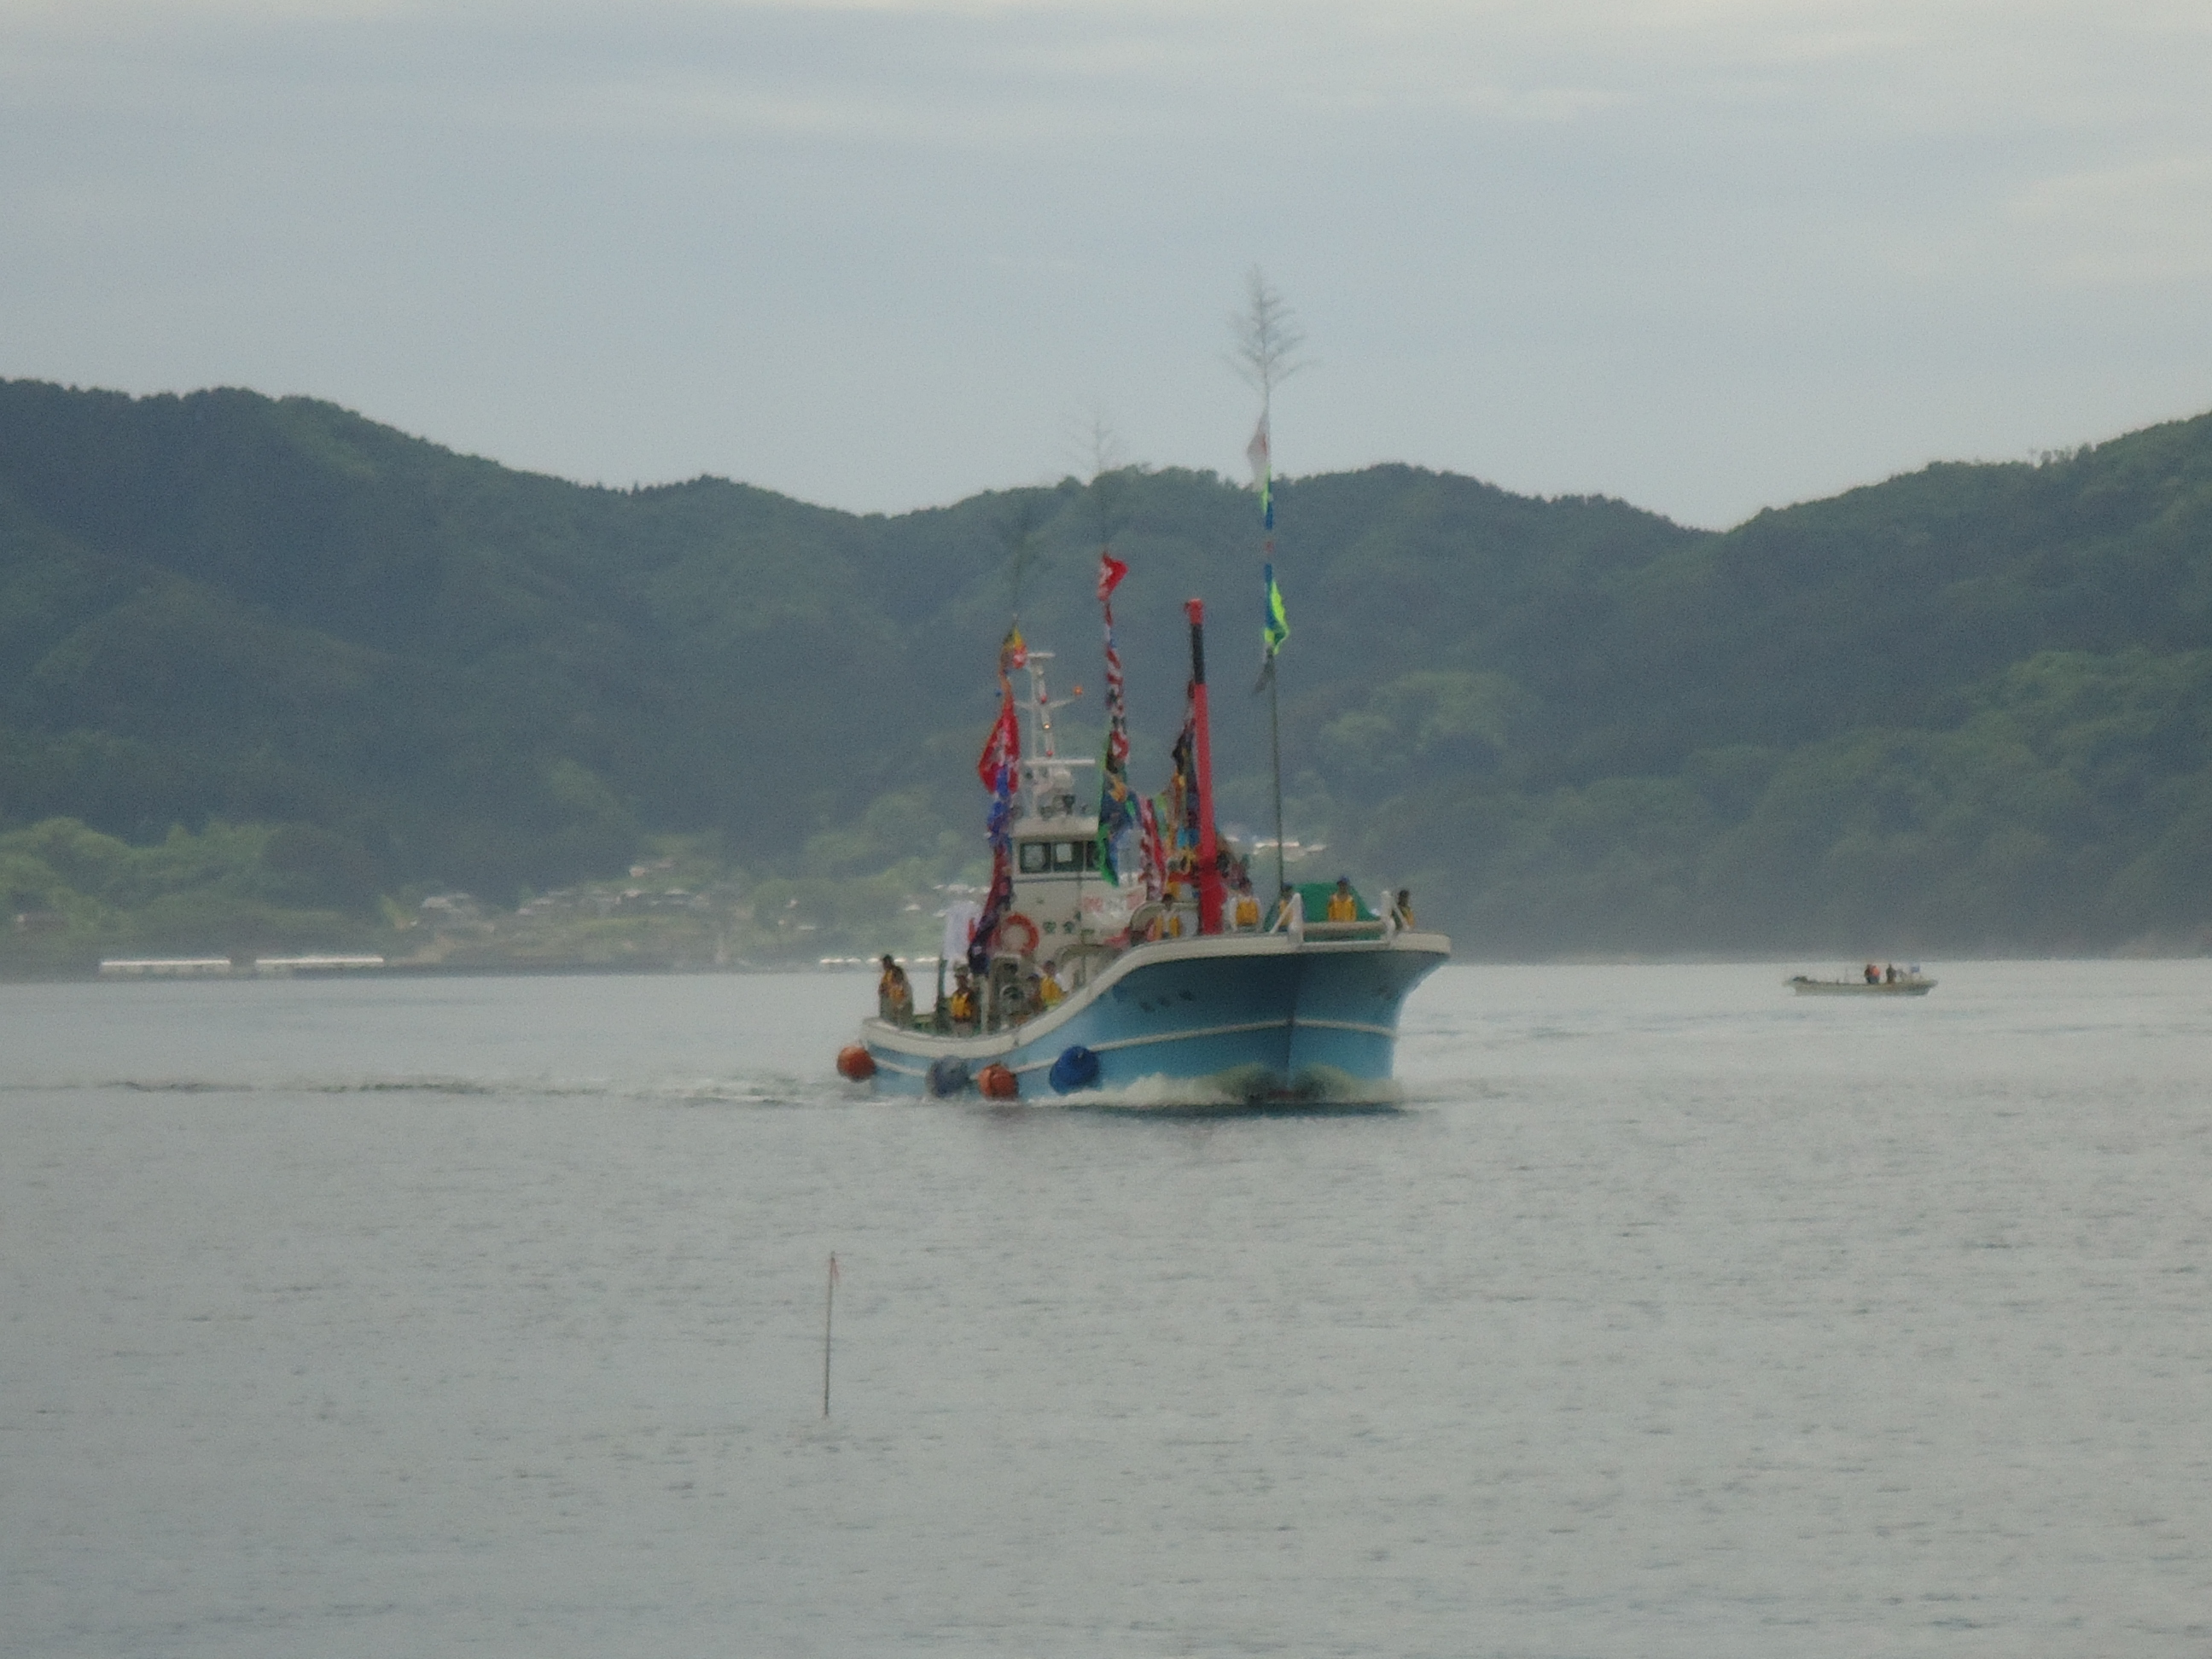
top-left (1097, 550), bottom-right (1128, 602)
top-left (1138, 796), bottom-right (1167, 901)
top-left (976, 692), bottom-right (1019, 791)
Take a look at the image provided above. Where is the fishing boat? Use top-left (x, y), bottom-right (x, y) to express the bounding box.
top-left (1787, 968), bottom-right (1936, 996)
top-left (838, 589), bottom-right (1450, 1106)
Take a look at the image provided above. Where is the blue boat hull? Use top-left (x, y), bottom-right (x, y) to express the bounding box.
top-left (859, 931), bottom-right (1448, 1105)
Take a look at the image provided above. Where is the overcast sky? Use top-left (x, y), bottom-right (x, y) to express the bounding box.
top-left (6, 0), bottom-right (2212, 527)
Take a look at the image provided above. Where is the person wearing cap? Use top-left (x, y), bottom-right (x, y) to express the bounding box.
top-left (1326, 876), bottom-right (1359, 923)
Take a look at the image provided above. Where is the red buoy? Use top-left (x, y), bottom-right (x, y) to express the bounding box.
top-left (977, 1062), bottom-right (1018, 1099)
top-left (836, 1045), bottom-right (876, 1081)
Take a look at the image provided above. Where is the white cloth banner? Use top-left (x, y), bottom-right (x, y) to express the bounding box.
top-left (941, 900), bottom-right (981, 963)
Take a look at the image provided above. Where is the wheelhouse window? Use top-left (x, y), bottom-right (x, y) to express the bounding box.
top-left (1017, 839), bottom-right (1101, 876)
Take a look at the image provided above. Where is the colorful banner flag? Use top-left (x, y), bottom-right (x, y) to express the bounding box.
top-left (1095, 549), bottom-right (1135, 882)
top-left (971, 626), bottom-right (1025, 971)
top-left (1102, 632), bottom-right (1127, 765)
top-left (1137, 796), bottom-right (1166, 901)
top-left (1263, 563), bottom-right (1289, 658)
top-left (976, 694), bottom-right (1019, 793)
top-left (1096, 749), bottom-right (1132, 884)
top-left (970, 782), bottom-right (1015, 976)
top-left (1168, 718), bottom-right (1198, 853)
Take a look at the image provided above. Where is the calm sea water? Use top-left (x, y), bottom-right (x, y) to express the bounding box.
top-left (4, 962), bottom-right (2209, 1657)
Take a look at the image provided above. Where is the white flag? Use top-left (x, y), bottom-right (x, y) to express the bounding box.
top-left (941, 900), bottom-right (981, 962)
top-left (1244, 415), bottom-right (1270, 483)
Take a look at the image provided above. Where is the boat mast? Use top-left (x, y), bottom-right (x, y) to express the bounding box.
top-left (1268, 656), bottom-right (1284, 906)
top-left (1231, 267), bottom-right (1303, 913)
top-left (1022, 650), bottom-right (1059, 760)
top-left (1186, 601), bottom-right (1224, 934)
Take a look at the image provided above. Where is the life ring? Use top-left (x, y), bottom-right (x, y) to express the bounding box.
top-left (993, 912), bottom-right (1040, 957)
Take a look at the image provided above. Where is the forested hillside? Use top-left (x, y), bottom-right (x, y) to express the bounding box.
top-left (3, 377), bottom-right (2209, 967)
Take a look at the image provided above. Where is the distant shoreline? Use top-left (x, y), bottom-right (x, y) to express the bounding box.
top-left (8, 946), bottom-right (2206, 988)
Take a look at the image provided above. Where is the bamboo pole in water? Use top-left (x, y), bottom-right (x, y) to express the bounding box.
top-left (823, 1253), bottom-right (838, 1417)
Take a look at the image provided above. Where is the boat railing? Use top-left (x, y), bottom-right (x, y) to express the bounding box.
top-left (1302, 919), bottom-right (1387, 941)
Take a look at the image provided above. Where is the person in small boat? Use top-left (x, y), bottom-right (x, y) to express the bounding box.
top-left (1884, 963), bottom-right (1897, 984)
top-left (1864, 963), bottom-right (1880, 984)
top-left (1392, 888), bottom-right (1415, 928)
top-left (1326, 876), bottom-right (1359, 923)
top-left (947, 967), bottom-right (977, 1032)
top-left (1037, 960), bottom-right (1064, 1009)
top-left (878, 954), bottom-right (914, 1023)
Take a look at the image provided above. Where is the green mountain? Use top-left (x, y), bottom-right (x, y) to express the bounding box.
top-left (3, 377), bottom-right (2209, 966)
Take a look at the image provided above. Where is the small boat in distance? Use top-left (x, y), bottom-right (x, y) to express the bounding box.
top-left (1788, 965), bottom-right (1936, 996)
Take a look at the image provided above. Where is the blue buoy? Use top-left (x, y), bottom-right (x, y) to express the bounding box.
top-left (1049, 1045), bottom-right (1100, 1094)
top-left (927, 1057), bottom-right (971, 1097)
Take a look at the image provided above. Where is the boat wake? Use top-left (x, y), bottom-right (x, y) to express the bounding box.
top-left (6, 1074), bottom-right (841, 1108)
top-left (1037, 1068), bottom-right (1407, 1116)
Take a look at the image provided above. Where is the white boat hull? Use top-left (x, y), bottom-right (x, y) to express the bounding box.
top-left (1787, 975), bottom-right (1936, 996)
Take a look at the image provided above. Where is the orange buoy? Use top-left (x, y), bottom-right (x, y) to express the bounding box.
top-left (836, 1044), bottom-right (876, 1081)
top-left (976, 1062), bottom-right (1018, 1099)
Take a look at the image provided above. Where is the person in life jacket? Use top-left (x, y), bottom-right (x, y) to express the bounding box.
top-left (1233, 869), bottom-right (1260, 932)
top-left (1326, 877), bottom-right (1359, 923)
top-left (947, 966), bottom-right (976, 1031)
top-left (878, 954), bottom-right (914, 1022)
top-left (1037, 960), bottom-right (1064, 1009)
top-left (1392, 888), bottom-right (1415, 928)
